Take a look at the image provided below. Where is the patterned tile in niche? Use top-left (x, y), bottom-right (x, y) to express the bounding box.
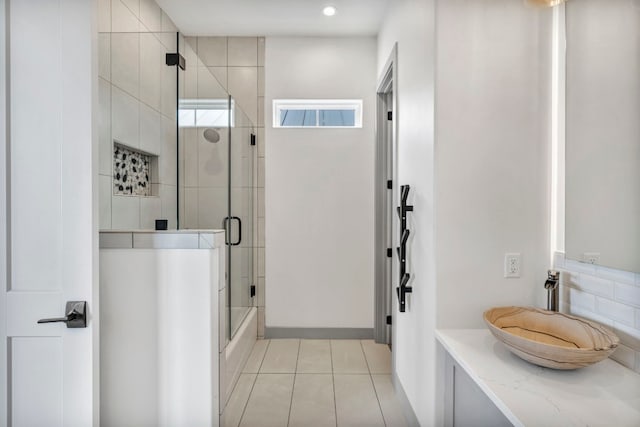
top-left (113, 144), bottom-right (151, 196)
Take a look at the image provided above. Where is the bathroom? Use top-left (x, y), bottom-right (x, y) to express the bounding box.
top-left (0, 0), bottom-right (639, 426)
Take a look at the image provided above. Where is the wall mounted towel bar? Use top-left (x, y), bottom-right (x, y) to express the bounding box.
top-left (397, 185), bottom-right (414, 312)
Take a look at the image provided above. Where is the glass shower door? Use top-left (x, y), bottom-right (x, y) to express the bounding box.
top-left (177, 36), bottom-right (256, 340)
top-left (228, 99), bottom-right (255, 338)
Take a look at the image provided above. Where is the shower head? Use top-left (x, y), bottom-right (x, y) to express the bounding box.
top-left (203, 128), bottom-right (221, 143)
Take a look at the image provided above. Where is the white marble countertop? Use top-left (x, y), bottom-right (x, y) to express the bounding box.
top-left (99, 229), bottom-right (225, 249)
top-left (436, 329), bottom-right (640, 427)
top-left (101, 229), bottom-right (225, 233)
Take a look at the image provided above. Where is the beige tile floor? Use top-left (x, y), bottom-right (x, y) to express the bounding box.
top-left (223, 339), bottom-right (408, 427)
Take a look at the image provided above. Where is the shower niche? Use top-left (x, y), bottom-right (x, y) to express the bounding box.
top-left (112, 143), bottom-right (158, 197)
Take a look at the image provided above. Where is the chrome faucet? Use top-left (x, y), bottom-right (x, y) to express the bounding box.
top-left (545, 270), bottom-right (560, 311)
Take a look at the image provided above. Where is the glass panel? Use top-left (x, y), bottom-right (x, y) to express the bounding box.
top-left (319, 109), bottom-right (356, 127)
top-left (178, 36), bottom-right (230, 231)
top-left (177, 36), bottom-right (256, 340)
top-left (280, 109), bottom-right (317, 126)
top-left (229, 99), bottom-right (255, 337)
top-left (97, 31), bottom-right (179, 230)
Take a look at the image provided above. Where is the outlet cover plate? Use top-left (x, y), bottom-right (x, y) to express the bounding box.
top-left (583, 252), bottom-right (600, 264)
top-left (504, 253), bottom-right (521, 278)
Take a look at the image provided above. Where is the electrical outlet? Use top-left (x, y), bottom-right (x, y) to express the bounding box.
top-left (583, 252), bottom-right (600, 264)
top-left (504, 253), bottom-right (521, 278)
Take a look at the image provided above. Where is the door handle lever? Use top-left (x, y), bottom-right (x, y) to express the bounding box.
top-left (38, 301), bottom-right (87, 328)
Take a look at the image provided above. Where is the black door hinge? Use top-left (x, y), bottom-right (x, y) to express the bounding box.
top-left (250, 285), bottom-right (256, 298)
top-left (386, 248), bottom-right (392, 258)
top-left (387, 180), bottom-right (392, 189)
top-left (165, 53), bottom-right (186, 70)
top-left (387, 111), bottom-right (393, 121)
top-left (386, 315), bottom-right (392, 325)
top-left (250, 133), bottom-right (256, 146)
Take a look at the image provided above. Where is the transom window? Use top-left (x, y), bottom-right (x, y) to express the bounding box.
top-left (179, 98), bottom-right (234, 128)
top-left (273, 99), bottom-right (363, 128)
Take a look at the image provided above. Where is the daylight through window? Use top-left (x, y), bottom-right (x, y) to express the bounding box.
top-left (273, 99), bottom-right (363, 128)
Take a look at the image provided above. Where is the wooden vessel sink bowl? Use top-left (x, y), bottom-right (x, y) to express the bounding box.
top-left (484, 306), bottom-right (619, 370)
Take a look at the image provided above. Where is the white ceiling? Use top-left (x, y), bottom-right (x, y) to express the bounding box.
top-left (155, 0), bottom-right (389, 36)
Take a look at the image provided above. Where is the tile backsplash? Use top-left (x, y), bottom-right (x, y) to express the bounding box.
top-left (555, 252), bottom-right (640, 373)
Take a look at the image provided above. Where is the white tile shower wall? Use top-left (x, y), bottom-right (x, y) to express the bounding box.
top-left (98, 0), bottom-right (179, 230)
top-left (191, 36), bottom-right (266, 337)
top-left (555, 252), bottom-right (640, 373)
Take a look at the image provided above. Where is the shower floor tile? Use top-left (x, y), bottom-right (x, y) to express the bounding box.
top-left (223, 339), bottom-right (408, 427)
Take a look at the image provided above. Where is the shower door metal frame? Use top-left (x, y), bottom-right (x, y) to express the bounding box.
top-left (226, 95), bottom-right (233, 340)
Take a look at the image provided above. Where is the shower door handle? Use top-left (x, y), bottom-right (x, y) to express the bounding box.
top-left (224, 216), bottom-right (242, 246)
top-left (231, 216), bottom-right (242, 246)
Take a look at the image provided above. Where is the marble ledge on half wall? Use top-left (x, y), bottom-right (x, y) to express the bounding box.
top-left (99, 229), bottom-right (225, 249)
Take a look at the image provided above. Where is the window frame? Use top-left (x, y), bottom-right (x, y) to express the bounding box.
top-left (272, 99), bottom-right (363, 129)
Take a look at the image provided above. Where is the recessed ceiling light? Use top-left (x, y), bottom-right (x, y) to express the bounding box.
top-left (322, 6), bottom-right (337, 17)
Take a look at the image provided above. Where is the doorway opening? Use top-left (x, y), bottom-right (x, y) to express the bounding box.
top-left (374, 44), bottom-right (398, 346)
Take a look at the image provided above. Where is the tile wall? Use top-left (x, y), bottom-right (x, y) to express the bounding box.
top-left (100, 1), bottom-right (266, 335)
top-left (98, 0), bottom-right (179, 230)
top-left (187, 36), bottom-right (266, 337)
top-left (555, 252), bottom-right (640, 373)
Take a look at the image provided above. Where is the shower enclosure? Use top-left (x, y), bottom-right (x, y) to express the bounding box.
top-left (98, 27), bottom-right (258, 423)
top-left (178, 36), bottom-right (256, 339)
top-left (98, 30), bottom-right (256, 340)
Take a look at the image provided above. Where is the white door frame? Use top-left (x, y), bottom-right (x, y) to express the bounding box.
top-left (0, 0), bottom-right (8, 422)
top-left (0, 1), bottom-right (99, 425)
top-left (374, 44), bottom-right (398, 345)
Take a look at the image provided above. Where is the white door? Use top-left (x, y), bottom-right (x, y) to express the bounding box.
top-left (0, 1), bottom-right (98, 426)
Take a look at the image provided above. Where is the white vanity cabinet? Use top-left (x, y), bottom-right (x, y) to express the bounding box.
top-left (443, 353), bottom-right (511, 426)
top-left (437, 329), bottom-right (640, 427)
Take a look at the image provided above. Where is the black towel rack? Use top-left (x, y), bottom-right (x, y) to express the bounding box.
top-left (396, 185), bottom-right (413, 312)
